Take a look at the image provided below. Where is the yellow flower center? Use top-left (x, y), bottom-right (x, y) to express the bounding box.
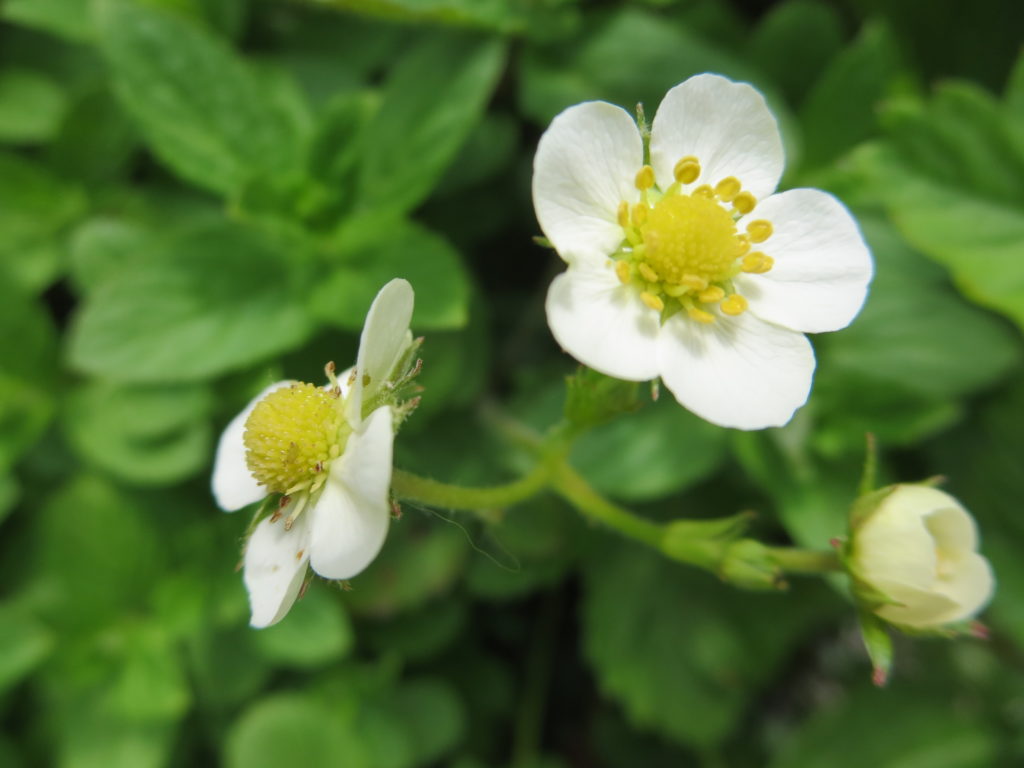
top-left (243, 382), bottom-right (349, 495)
top-left (612, 156), bottom-right (775, 324)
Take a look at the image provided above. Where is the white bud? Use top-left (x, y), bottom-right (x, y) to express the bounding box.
top-left (850, 485), bottom-right (994, 630)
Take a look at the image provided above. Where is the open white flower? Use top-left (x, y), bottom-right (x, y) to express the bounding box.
top-left (211, 279), bottom-right (415, 627)
top-left (850, 485), bottom-right (994, 630)
top-left (533, 73), bottom-right (873, 429)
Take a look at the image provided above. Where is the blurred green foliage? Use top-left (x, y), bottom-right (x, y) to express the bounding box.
top-left (2, 0), bottom-right (1024, 765)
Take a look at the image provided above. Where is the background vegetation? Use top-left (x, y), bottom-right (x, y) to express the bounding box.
top-left (2, 0), bottom-right (1024, 765)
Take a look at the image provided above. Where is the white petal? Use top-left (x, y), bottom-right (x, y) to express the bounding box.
top-left (308, 405), bottom-right (394, 580)
top-left (211, 381), bottom-right (293, 511)
top-left (545, 264), bottom-right (661, 381)
top-left (738, 189), bottom-right (873, 333)
top-left (533, 101), bottom-right (642, 266)
top-left (933, 552), bottom-right (995, 624)
top-left (243, 509), bottom-right (311, 628)
top-left (856, 501), bottom-right (939, 593)
top-left (350, 279), bottom-right (414, 423)
top-left (649, 73), bottom-right (783, 201)
top-left (875, 585), bottom-right (960, 629)
top-left (656, 311), bottom-right (814, 429)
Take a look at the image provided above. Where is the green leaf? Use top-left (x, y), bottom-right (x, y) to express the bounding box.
top-left (68, 221), bottom-right (314, 383)
top-left (48, 89), bottom-right (137, 183)
top-left (225, 694), bottom-right (370, 768)
top-left (63, 381), bottom-right (212, 486)
top-left (361, 599), bottom-right (465, 661)
top-left (68, 217), bottom-right (154, 294)
top-left (798, 21), bottom-right (900, 168)
top-left (769, 684), bottom-right (997, 768)
top-left (97, 0), bottom-right (303, 196)
top-left (344, 520), bottom-right (467, 617)
top-left (377, 678), bottom-right (466, 766)
top-left (252, 588), bottom-right (354, 668)
top-left (1, 0), bottom-right (93, 41)
top-left (571, 397), bottom-right (728, 502)
top-left (0, 604), bottom-right (54, 693)
top-left (0, 281), bottom-right (58, 470)
top-left (309, 0), bottom-right (523, 33)
top-left (518, 8), bottom-right (759, 126)
top-left (0, 152), bottom-right (86, 293)
top-left (749, 0), bottom-right (844, 104)
top-left (34, 475), bottom-right (162, 632)
top-left (813, 216), bottom-right (1020, 450)
top-left (0, 68), bottom-right (69, 143)
top-left (358, 34), bottom-right (505, 214)
top-left (314, 216), bottom-right (471, 331)
top-left (102, 623), bottom-right (190, 723)
top-left (583, 542), bottom-right (836, 748)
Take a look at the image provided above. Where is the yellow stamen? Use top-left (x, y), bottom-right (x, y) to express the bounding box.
top-left (615, 260), bottom-right (632, 284)
top-left (680, 274), bottom-right (709, 290)
top-left (746, 219), bottom-right (773, 243)
top-left (698, 286), bottom-right (725, 303)
top-left (640, 291), bottom-right (664, 312)
top-left (720, 294), bottom-right (748, 316)
top-left (733, 191), bottom-right (756, 214)
top-left (687, 306), bottom-right (715, 324)
top-left (631, 203), bottom-right (648, 227)
top-left (664, 284), bottom-right (689, 297)
top-left (635, 165), bottom-right (655, 191)
top-left (741, 252), bottom-right (774, 274)
top-left (638, 263), bottom-right (660, 283)
top-left (692, 184), bottom-right (714, 199)
top-left (673, 156), bottom-right (701, 184)
top-left (715, 177), bottom-right (741, 202)
top-left (735, 233), bottom-right (751, 256)
top-left (617, 201), bottom-right (630, 228)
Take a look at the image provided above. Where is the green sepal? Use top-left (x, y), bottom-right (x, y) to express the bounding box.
top-left (857, 608), bottom-right (894, 686)
top-left (563, 367), bottom-right (640, 434)
top-left (717, 539), bottom-right (786, 592)
top-left (848, 484), bottom-right (897, 531)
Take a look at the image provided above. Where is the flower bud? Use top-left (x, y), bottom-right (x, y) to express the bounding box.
top-left (848, 485), bottom-right (994, 630)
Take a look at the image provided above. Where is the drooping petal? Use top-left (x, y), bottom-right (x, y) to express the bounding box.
top-left (211, 380), bottom-right (293, 511)
top-left (545, 263), bottom-right (661, 381)
top-left (874, 583), bottom-right (960, 629)
top-left (738, 189), bottom-right (872, 333)
top-left (533, 101), bottom-right (643, 267)
top-left (657, 310), bottom-right (814, 429)
top-left (243, 508), bottom-right (311, 628)
top-left (308, 405), bottom-right (394, 580)
top-left (349, 279), bottom-right (414, 423)
top-left (649, 73), bottom-right (783, 201)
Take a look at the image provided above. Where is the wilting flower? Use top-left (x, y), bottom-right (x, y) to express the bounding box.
top-left (850, 484), bottom-right (994, 630)
top-left (212, 279), bottom-right (415, 627)
top-left (533, 73), bottom-right (873, 429)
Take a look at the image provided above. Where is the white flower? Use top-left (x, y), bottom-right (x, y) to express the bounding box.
top-left (211, 279), bottom-right (415, 627)
top-left (533, 73), bottom-right (873, 429)
top-left (850, 485), bottom-right (994, 630)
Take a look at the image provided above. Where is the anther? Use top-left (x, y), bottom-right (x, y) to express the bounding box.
top-left (640, 292), bottom-right (665, 312)
top-left (735, 233), bottom-right (751, 256)
top-left (635, 165), bottom-right (655, 191)
top-left (692, 184), bottom-right (714, 199)
top-left (741, 252), bottom-right (774, 274)
top-left (638, 263), bottom-right (660, 283)
top-left (631, 203), bottom-right (648, 227)
top-left (746, 219), bottom-right (773, 243)
top-left (615, 260), bottom-right (632, 284)
top-left (680, 274), bottom-right (709, 290)
top-left (720, 294), bottom-right (748, 316)
top-left (698, 286), bottom-right (725, 303)
top-left (687, 306), bottom-right (715, 324)
top-left (673, 156), bottom-right (701, 184)
top-left (714, 177), bottom-right (741, 202)
top-left (617, 201), bottom-right (630, 228)
top-left (733, 191), bottom-right (756, 214)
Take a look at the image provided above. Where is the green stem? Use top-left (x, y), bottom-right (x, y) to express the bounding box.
top-left (769, 547), bottom-right (843, 575)
top-left (549, 462), bottom-right (664, 547)
top-left (390, 464), bottom-right (550, 518)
